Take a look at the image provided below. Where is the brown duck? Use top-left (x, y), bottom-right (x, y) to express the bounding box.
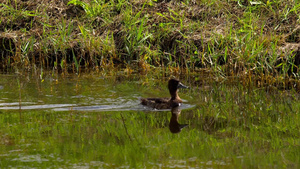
top-left (141, 78), bottom-right (188, 109)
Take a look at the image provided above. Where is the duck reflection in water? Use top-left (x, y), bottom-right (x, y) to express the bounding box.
top-left (141, 78), bottom-right (189, 109)
top-left (169, 105), bottom-right (188, 133)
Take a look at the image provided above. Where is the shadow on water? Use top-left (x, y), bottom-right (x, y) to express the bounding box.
top-left (169, 106), bottom-right (189, 134)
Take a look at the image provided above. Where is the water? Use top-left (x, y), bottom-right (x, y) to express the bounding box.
top-left (0, 74), bottom-right (194, 111)
top-left (0, 73), bottom-right (299, 168)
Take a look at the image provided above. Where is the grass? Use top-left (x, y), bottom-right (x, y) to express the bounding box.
top-left (0, 0), bottom-right (299, 80)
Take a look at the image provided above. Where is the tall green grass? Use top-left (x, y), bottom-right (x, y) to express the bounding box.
top-left (0, 0), bottom-right (299, 82)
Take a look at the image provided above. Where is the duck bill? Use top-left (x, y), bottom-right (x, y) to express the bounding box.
top-left (178, 82), bottom-right (189, 89)
top-left (180, 124), bottom-right (189, 129)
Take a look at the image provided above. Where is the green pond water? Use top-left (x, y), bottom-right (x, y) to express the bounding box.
top-left (0, 73), bottom-right (299, 168)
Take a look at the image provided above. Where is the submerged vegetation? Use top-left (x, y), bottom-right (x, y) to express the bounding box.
top-left (0, 0), bottom-right (299, 80)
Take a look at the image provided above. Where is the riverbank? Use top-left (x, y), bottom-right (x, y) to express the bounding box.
top-left (1, 1), bottom-right (299, 81)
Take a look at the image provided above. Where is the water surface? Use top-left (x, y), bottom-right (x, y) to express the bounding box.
top-left (0, 74), bottom-right (193, 111)
top-left (0, 73), bottom-right (299, 168)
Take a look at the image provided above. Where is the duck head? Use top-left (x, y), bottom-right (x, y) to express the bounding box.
top-left (168, 79), bottom-right (189, 101)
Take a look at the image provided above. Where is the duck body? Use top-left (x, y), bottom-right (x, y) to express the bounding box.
top-left (141, 79), bottom-right (188, 109)
top-left (141, 97), bottom-right (180, 109)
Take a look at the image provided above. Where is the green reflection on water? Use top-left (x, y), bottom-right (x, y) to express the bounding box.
top-left (0, 73), bottom-right (299, 168)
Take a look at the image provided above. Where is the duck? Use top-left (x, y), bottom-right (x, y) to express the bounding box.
top-left (141, 78), bottom-right (188, 109)
top-left (169, 106), bottom-right (188, 133)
